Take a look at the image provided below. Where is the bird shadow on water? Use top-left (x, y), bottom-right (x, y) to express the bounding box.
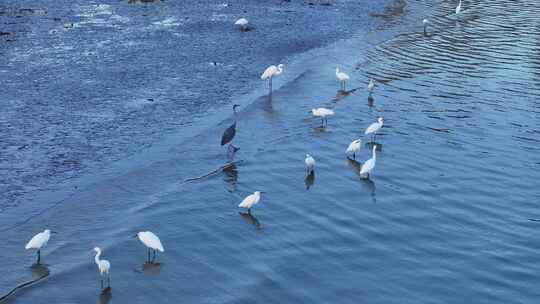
top-left (0, 263), bottom-right (50, 302)
top-left (333, 87), bottom-right (359, 102)
top-left (142, 262), bottom-right (162, 276)
top-left (239, 212), bottom-right (262, 230)
top-left (98, 287), bottom-right (112, 304)
top-left (365, 141), bottom-right (383, 151)
top-left (305, 172), bottom-right (315, 190)
top-left (30, 263), bottom-right (50, 279)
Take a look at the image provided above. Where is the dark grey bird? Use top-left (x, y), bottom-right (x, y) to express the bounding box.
top-left (221, 104), bottom-right (240, 152)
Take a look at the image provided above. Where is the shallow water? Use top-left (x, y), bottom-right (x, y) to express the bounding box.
top-left (2, 0), bottom-right (540, 303)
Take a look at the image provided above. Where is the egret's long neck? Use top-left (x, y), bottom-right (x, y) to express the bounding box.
top-left (277, 66), bottom-right (282, 74)
top-left (372, 148), bottom-right (377, 160)
top-left (336, 67), bottom-right (339, 75)
top-left (94, 251), bottom-right (101, 265)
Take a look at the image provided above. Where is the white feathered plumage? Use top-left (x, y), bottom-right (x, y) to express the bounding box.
top-left (346, 139), bottom-right (362, 159)
top-left (367, 79), bottom-right (375, 93)
top-left (365, 117), bottom-right (384, 136)
top-left (261, 64), bottom-right (284, 80)
top-left (360, 145), bottom-right (377, 177)
top-left (455, 0), bottom-right (462, 14)
top-left (94, 247), bottom-right (110, 275)
top-left (238, 191), bottom-right (262, 210)
top-left (25, 229), bottom-right (51, 250)
top-left (312, 108), bottom-right (334, 118)
top-left (305, 154), bottom-right (315, 174)
top-left (137, 231), bottom-right (164, 252)
top-left (234, 18), bottom-right (249, 30)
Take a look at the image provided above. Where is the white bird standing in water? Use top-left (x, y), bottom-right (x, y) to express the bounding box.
top-left (25, 229), bottom-right (51, 264)
top-left (305, 154), bottom-right (315, 175)
top-left (93, 247), bottom-right (111, 289)
top-left (346, 139), bottom-right (362, 160)
top-left (360, 145), bottom-right (377, 179)
top-left (261, 64), bottom-right (284, 94)
top-left (335, 65), bottom-right (350, 91)
top-left (234, 18), bottom-right (249, 31)
top-left (365, 117), bottom-right (384, 142)
top-left (137, 231), bottom-right (164, 262)
top-left (238, 191), bottom-right (264, 214)
top-left (367, 79), bottom-right (375, 95)
top-left (455, 0), bottom-right (462, 15)
top-left (423, 18), bottom-right (429, 35)
top-left (311, 107), bottom-right (334, 127)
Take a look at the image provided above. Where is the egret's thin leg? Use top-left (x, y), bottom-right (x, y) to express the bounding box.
top-left (107, 276), bottom-right (110, 287)
top-left (153, 250), bottom-right (156, 262)
top-left (147, 248), bottom-right (150, 262)
top-left (37, 250), bottom-right (41, 264)
top-left (101, 279), bottom-right (103, 289)
top-left (248, 208), bottom-right (251, 215)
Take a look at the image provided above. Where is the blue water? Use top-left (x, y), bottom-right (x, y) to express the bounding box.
top-left (1, 0), bottom-right (540, 303)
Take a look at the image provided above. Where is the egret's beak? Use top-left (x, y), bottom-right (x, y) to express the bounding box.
top-left (50, 231), bottom-right (58, 234)
top-left (260, 191), bottom-right (267, 194)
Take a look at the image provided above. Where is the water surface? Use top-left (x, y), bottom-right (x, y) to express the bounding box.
top-left (1, 0), bottom-right (540, 303)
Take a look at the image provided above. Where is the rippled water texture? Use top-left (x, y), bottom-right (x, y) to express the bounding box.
top-left (2, 0), bottom-right (540, 303)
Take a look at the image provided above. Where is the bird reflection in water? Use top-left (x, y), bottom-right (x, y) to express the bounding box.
top-left (142, 261), bottom-right (162, 276)
top-left (333, 87), bottom-right (358, 102)
top-left (305, 172), bottom-right (315, 190)
top-left (367, 95), bottom-right (374, 107)
top-left (30, 263), bottom-right (50, 280)
top-left (222, 163), bottom-right (238, 192)
top-left (361, 178), bottom-right (376, 203)
top-left (239, 212), bottom-right (262, 230)
top-left (227, 145), bottom-right (240, 161)
top-left (98, 287), bottom-right (112, 304)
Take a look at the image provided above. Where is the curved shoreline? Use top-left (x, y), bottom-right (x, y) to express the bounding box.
top-left (0, 0), bottom-right (409, 229)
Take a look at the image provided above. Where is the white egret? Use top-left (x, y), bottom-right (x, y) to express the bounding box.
top-left (365, 117), bottom-right (384, 141)
top-left (238, 191), bottom-right (264, 214)
top-left (305, 154), bottom-right (315, 175)
top-left (367, 78), bottom-right (375, 94)
top-left (137, 231), bottom-right (164, 262)
top-left (261, 64), bottom-right (284, 94)
top-left (335, 65), bottom-right (350, 90)
top-left (423, 19), bottom-right (429, 35)
top-left (93, 247), bottom-right (111, 289)
top-left (346, 139), bottom-right (362, 160)
top-left (234, 18), bottom-right (249, 31)
top-left (360, 145), bottom-right (377, 179)
top-left (25, 229), bottom-right (51, 264)
top-left (311, 107), bottom-right (334, 127)
top-left (455, 0), bottom-right (462, 15)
